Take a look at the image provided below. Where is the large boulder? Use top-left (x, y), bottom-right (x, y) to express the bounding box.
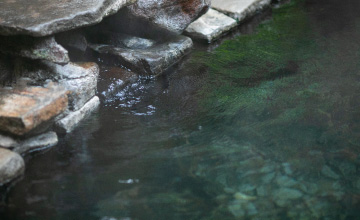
top-left (0, 0), bottom-right (136, 37)
top-left (0, 148), bottom-right (25, 184)
top-left (107, 0), bottom-right (211, 35)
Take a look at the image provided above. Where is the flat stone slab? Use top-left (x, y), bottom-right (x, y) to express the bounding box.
top-left (0, 83), bottom-right (68, 136)
top-left (90, 35), bottom-right (193, 75)
top-left (211, 0), bottom-right (271, 21)
top-left (14, 131), bottom-right (58, 155)
top-left (0, 0), bottom-right (136, 36)
top-left (0, 148), bottom-right (24, 184)
top-left (55, 96), bottom-right (100, 133)
top-left (185, 9), bottom-right (237, 43)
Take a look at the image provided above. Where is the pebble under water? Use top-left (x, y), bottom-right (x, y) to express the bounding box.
top-left (1, 0), bottom-right (360, 219)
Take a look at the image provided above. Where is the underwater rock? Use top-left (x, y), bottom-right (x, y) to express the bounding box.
top-left (185, 8), bottom-right (237, 43)
top-left (0, 84), bottom-right (68, 136)
top-left (0, 148), bottom-right (24, 184)
top-left (42, 62), bottom-right (99, 111)
top-left (90, 35), bottom-right (193, 75)
top-left (211, 0), bottom-right (271, 21)
top-left (321, 165), bottom-right (340, 179)
top-left (123, 0), bottom-right (211, 34)
top-left (55, 96), bottom-right (100, 133)
top-left (0, 36), bottom-right (69, 64)
top-left (273, 188), bottom-right (303, 207)
top-left (14, 131), bottom-right (58, 155)
top-left (275, 175), bottom-right (298, 187)
top-left (0, 0), bottom-right (137, 36)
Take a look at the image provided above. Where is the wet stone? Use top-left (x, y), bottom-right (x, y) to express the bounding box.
top-left (321, 165), bottom-right (340, 179)
top-left (282, 162), bottom-right (293, 175)
top-left (0, 84), bottom-right (68, 136)
top-left (55, 96), bottom-right (100, 133)
top-left (14, 131), bottom-right (58, 155)
top-left (211, 0), bottom-right (272, 21)
top-left (90, 35), bottom-right (193, 75)
top-left (185, 9), bottom-right (237, 43)
top-left (273, 188), bottom-right (303, 207)
top-left (0, 148), bottom-right (24, 184)
top-left (0, 0), bottom-right (136, 36)
top-left (261, 172), bottom-right (276, 184)
top-left (42, 62), bottom-right (99, 111)
top-left (124, 0), bottom-right (211, 34)
top-left (276, 175), bottom-right (297, 187)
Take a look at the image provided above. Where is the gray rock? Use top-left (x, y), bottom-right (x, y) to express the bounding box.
top-left (124, 0), bottom-right (211, 34)
top-left (261, 172), bottom-right (276, 184)
top-left (93, 32), bottom-right (156, 49)
top-left (0, 0), bottom-right (136, 36)
top-left (56, 31), bottom-right (88, 53)
top-left (185, 9), bottom-right (237, 43)
top-left (0, 148), bottom-right (25, 184)
top-left (273, 188), bottom-right (303, 207)
top-left (14, 131), bottom-right (58, 154)
top-left (282, 162), bottom-right (293, 175)
top-left (0, 36), bottom-right (69, 64)
top-left (321, 165), bottom-right (340, 179)
top-left (42, 62), bottom-right (99, 111)
top-left (211, 0), bottom-right (271, 22)
top-left (90, 35), bottom-right (193, 75)
top-left (55, 96), bottom-right (100, 133)
top-left (276, 175), bottom-right (297, 187)
top-left (0, 134), bottom-right (18, 149)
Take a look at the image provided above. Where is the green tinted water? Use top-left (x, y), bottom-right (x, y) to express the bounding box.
top-left (1, 0), bottom-right (360, 219)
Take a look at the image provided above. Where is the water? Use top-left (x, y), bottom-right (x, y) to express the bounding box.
top-left (1, 0), bottom-right (360, 219)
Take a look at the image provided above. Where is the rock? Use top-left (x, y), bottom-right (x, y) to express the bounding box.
top-left (14, 131), bottom-right (58, 154)
top-left (0, 0), bottom-right (137, 36)
top-left (42, 62), bottom-right (99, 111)
top-left (0, 84), bottom-right (68, 136)
top-left (55, 96), bottom-right (100, 133)
top-left (211, 0), bottom-right (271, 22)
top-left (233, 192), bottom-right (256, 200)
top-left (273, 188), bottom-right (303, 207)
top-left (0, 134), bottom-right (18, 149)
top-left (98, 66), bottom-right (139, 99)
top-left (123, 0), bottom-right (211, 34)
top-left (0, 36), bottom-right (69, 64)
top-left (91, 32), bottom-right (156, 49)
top-left (0, 148), bottom-right (25, 184)
top-left (56, 31), bottom-right (88, 53)
top-left (276, 175), bottom-right (297, 187)
top-left (185, 9), bottom-right (237, 43)
top-left (261, 172), bottom-right (276, 184)
top-left (321, 165), bottom-right (340, 179)
top-left (90, 35), bottom-right (193, 75)
top-left (282, 162), bottom-right (293, 175)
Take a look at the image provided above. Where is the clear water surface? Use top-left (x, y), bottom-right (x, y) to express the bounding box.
top-left (1, 0), bottom-right (360, 219)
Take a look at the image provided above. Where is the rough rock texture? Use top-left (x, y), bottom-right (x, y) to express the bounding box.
top-left (211, 0), bottom-right (272, 21)
top-left (0, 134), bottom-right (18, 149)
top-left (185, 9), bottom-right (237, 43)
top-left (0, 36), bottom-right (69, 64)
top-left (55, 96), bottom-right (100, 133)
top-left (90, 35), bottom-right (193, 75)
top-left (121, 0), bottom-right (211, 34)
top-left (0, 0), bottom-right (137, 36)
top-left (0, 83), bottom-right (68, 136)
top-left (14, 131), bottom-right (58, 154)
top-left (56, 31), bottom-right (88, 53)
top-left (42, 62), bottom-right (99, 111)
top-left (0, 148), bottom-right (24, 184)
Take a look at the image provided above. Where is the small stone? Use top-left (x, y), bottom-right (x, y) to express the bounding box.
top-left (0, 148), bottom-right (25, 184)
top-left (212, 0), bottom-right (272, 21)
top-left (276, 175), bottom-right (297, 187)
top-left (14, 131), bottom-right (58, 154)
top-left (0, 36), bottom-right (69, 64)
top-left (256, 185), bottom-right (268, 197)
top-left (55, 96), bottom-right (100, 133)
top-left (185, 9), bottom-right (237, 43)
top-left (0, 134), bottom-right (18, 149)
top-left (338, 161), bottom-right (356, 176)
top-left (282, 162), bottom-right (293, 175)
top-left (246, 203), bottom-right (258, 216)
top-left (0, 84), bottom-right (68, 136)
top-left (228, 202), bottom-right (245, 217)
top-left (321, 165), bottom-right (340, 179)
top-left (238, 184), bottom-right (256, 193)
top-left (261, 172), bottom-right (276, 184)
top-left (273, 188), bottom-right (303, 207)
top-left (234, 192), bottom-right (256, 201)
